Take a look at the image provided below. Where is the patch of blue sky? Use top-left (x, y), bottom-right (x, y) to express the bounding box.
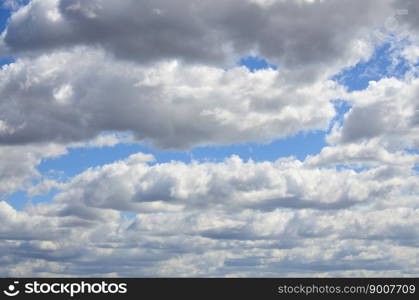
top-left (192, 130), bottom-right (327, 163)
top-left (0, 4), bottom-right (19, 66)
top-left (2, 190), bottom-right (27, 210)
top-left (238, 56), bottom-right (277, 72)
top-left (334, 164), bottom-right (372, 173)
top-left (333, 42), bottom-right (412, 92)
top-left (38, 142), bottom-right (190, 179)
top-left (1, 177), bottom-right (62, 210)
top-left (405, 148), bottom-right (419, 155)
top-left (121, 212), bottom-right (138, 219)
top-left (35, 128), bottom-right (328, 183)
top-left (0, 1), bottom-right (32, 33)
top-left (0, 57), bottom-right (16, 67)
top-left (330, 99), bottom-right (352, 127)
top-left (0, 4), bottom-right (11, 33)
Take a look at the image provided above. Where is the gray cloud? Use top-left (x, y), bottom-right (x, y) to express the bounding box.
top-left (2, 0), bottom-right (392, 80)
top-left (0, 0), bottom-right (401, 150)
top-left (31, 151), bottom-right (416, 221)
top-left (0, 49), bottom-right (341, 149)
top-left (0, 0), bottom-right (418, 278)
top-left (1, 148), bottom-right (418, 276)
top-left (305, 141), bottom-right (419, 167)
top-left (393, 0), bottom-right (419, 32)
top-left (328, 77), bottom-right (419, 149)
top-left (1, 199), bottom-right (418, 277)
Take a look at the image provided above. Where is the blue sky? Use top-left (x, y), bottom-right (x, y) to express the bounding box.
top-left (333, 42), bottom-right (413, 91)
top-left (0, 5), bottom-right (15, 67)
top-left (1, 0), bottom-right (418, 278)
top-left (0, 5), bottom-right (11, 31)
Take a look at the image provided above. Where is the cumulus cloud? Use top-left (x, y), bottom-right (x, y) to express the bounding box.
top-left (3, 151), bottom-right (419, 276)
top-left (0, 49), bottom-right (342, 149)
top-left (305, 140), bottom-right (419, 167)
top-left (1, 0), bottom-right (391, 80)
top-left (0, 0), bottom-right (418, 277)
top-left (0, 0), bottom-right (406, 150)
top-left (327, 77), bottom-right (419, 149)
top-left (45, 153), bottom-right (417, 215)
top-left (0, 182), bottom-right (418, 276)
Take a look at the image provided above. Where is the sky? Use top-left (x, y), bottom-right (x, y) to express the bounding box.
top-left (0, 0), bottom-right (418, 277)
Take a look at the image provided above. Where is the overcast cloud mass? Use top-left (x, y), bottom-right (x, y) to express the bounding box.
top-left (0, 0), bottom-right (418, 277)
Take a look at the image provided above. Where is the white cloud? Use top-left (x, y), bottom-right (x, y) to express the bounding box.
top-left (0, 193), bottom-right (418, 276)
top-left (0, 149), bottom-right (417, 276)
top-left (306, 140), bottom-right (419, 167)
top-left (0, 49), bottom-right (343, 149)
top-left (0, 0), bottom-right (418, 278)
top-left (1, 0), bottom-right (391, 81)
top-left (328, 77), bottom-right (419, 150)
top-left (48, 155), bottom-right (364, 213)
top-left (402, 45), bottom-right (419, 64)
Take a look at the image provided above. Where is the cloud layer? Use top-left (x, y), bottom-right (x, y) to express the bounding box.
top-left (0, 0), bottom-right (418, 277)
top-left (2, 0), bottom-right (389, 76)
top-left (0, 48), bottom-right (343, 149)
top-left (1, 152), bottom-right (418, 277)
